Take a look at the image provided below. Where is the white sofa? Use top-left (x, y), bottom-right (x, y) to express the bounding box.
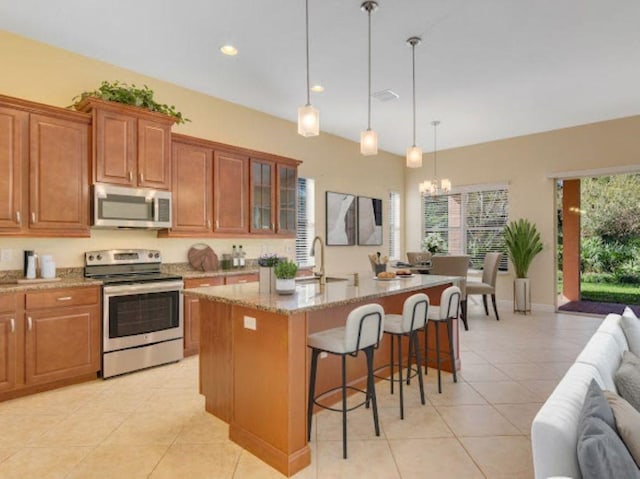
top-left (531, 313), bottom-right (629, 479)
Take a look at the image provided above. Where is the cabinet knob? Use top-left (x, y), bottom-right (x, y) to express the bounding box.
top-left (10, 318), bottom-right (15, 333)
top-left (31, 212), bottom-right (36, 224)
top-left (15, 211), bottom-right (21, 225)
top-left (27, 316), bottom-right (32, 331)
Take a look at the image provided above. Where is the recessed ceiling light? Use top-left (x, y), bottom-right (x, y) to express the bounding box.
top-left (311, 85), bottom-right (324, 93)
top-left (220, 45), bottom-right (238, 56)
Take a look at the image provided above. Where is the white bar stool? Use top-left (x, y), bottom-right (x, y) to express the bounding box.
top-left (307, 303), bottom-right (384, 459)
top-left (425, 285), bottom-right (460, 393)
top-left (381, 293), bottom-right (428, 419)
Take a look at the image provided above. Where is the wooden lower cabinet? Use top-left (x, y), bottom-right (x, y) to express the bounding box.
top-left (25, 304), bottom-right (100, 386)
top-left (224, 273), bottom-right (258, 285)
top-left (0, 286), bottom-right (101, 401)
top-left (0, 313), bottom-right (19, 392)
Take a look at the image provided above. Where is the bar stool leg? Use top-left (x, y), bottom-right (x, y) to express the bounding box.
top-left (446, 318), bottom-right (457, 383)
top-left (397, 334), bottom-right (404, 420)
top-left (341, 355), bottom-right (348, 458)
top-left (435, 321), bottom-right (442, 394)
top-left (389, 335), bottom-right (394, 394)
top-left (307, 348), bottom-right (320, 442)
top-left (412, 331), bottom-right (426, 405)
top-left (406, 333), bottom-right (412, 386)
top-left (365, 347), bottom-right (380, 436)
top-left (424, 323), bottom-right (429, 376)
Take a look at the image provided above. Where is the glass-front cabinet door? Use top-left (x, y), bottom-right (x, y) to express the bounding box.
top-left (250, 159), bottom-right (275, 233)
top-left (277, 165), bottom-right (297, 235)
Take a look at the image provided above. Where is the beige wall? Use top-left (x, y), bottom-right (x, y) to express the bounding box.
top-left (0, 31), bottom-right (405, 275)
top-left (406, 116), bottom-right (640, 306)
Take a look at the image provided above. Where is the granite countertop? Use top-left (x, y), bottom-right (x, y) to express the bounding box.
top-left (0, 277), bottom-right (102, 293)
top-left (183, 274), bottom-right (459, 315)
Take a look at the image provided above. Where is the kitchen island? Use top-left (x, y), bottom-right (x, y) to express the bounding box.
top-left (184, 274), bottom-right (459, 476)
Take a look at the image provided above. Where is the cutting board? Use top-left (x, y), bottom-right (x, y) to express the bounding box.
top-left (188, 244), bottom-right (218, 272)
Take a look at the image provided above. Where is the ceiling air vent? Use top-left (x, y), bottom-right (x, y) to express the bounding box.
top-left (372, 89), bottom-right (399, 102)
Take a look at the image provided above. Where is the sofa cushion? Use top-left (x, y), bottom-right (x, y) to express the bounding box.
top-left (604, 390), bottom-right (640, 468)
top-left (578, 379), bottom-right (615, 430)
top-left (576, 331), bottom-right (626, 391)
top-left (577, 416), bottom-right (640, 479)
top-left (599, 313), bottom-right (630, 352)
top-left (621, 307), bottom-right (640, 356)
top-left (615, 350), bottom-right (640, 413)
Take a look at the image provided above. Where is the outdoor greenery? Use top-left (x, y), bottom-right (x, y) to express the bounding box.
top-left (72, 81), bottom-right (189, 124)
top-left (581, 282), bottom-right (640, 304)
top-left (274, 260), bottom-right (298, 279)
top-left (503, 218), bottom-right (543, 278)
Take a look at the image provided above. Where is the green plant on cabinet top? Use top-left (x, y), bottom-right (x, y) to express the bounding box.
top-left (71, 81), bottom-right (189, 124)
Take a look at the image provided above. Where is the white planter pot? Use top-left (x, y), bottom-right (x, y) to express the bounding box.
top-left (275, 278), bottom-right (296, 295)
top-left (513, 278), bottom-right (531, 313)
top-left (259, 267), bottom-right (276, 294)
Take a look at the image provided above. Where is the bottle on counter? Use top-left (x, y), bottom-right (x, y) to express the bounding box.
top-left (239, 245), bottom-right (245, 268)
top-left (232, 245), bottom-right (239, 268)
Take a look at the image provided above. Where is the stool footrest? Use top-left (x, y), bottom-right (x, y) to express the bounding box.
top-left (313, 385), bottom-right (370, 413)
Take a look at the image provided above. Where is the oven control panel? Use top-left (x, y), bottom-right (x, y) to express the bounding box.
top-left (85, 249), bottom-right (161, 266)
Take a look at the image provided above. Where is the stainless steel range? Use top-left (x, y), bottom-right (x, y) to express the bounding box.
top-left (84, 249), bottom-right (184, 378)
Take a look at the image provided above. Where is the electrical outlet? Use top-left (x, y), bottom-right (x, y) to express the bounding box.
top-left (0, 249), bottom-right (11, 262)
top-left (243, 315), bottom-right (257, 330)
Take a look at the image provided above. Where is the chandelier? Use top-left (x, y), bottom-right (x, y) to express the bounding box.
top-left (419, 120), bottom-right (451, 195)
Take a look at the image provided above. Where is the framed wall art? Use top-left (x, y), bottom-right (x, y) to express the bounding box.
top-left (357, 196), bottom-right (383, 245)
top-left (326, 191), bottom-right (356, 245)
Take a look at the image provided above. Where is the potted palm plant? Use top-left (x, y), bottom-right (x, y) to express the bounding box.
top-left (274, 260), bottom-right (298, 295)
top-left (503, 218), bottom-right (543, 313)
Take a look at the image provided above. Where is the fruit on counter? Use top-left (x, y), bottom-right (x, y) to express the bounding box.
top-left (377, 271), bottom-right (396, 279)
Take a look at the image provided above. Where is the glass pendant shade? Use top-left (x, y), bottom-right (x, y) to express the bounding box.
top-left (360, 129), bottom-right (378, 155)
top-left (406, 145), bottom-right (423, 168)
top-left (297, 104), bottom-right (319, 137)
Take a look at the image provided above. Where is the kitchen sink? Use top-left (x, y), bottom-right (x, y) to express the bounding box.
top-left (295, 276), bottom-right (348, 284)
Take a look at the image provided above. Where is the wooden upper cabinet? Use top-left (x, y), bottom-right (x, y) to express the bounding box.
top-left (0, 95), bottom-right (91, 237)
top-left (138, 118), bottom-right (171, 189)
top-left (94, 108), bottom-right (136, 186)
top-left (78, 97), bottom-right (174, 190)
top-left (171, 140), bottom-right (212, 234)
top-left (250, 158), bottom-right (275, 234)
top-left (29, 114), bottom-right (90, 234)
top-left (277, 164), bottom-right (297, 235)
top-left (0, 106), bottom-right (28, 232)
top-left (213, 150), bottom-right (248, 234)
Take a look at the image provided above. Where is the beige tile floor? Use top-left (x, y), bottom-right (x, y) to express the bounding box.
top-left (0, 304), bottom-right (602, 478)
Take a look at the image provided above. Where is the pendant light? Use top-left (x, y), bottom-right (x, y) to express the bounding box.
top-left (298, 0), bottom-right (319, 137)
top-left (360, 1), bottom-right (378, 156)
top-left (419, 120), bottom-right (451, 195)
top-left (406, 36), bottom-right (422, 168)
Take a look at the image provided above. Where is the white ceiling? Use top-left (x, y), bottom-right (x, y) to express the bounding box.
top-left (1, 0), bottom-right (639, 155)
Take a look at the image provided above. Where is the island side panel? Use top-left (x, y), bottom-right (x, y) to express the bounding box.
top-left (199, 300), bottom-right (233, 422)
top-left (229, 306), bottom-right (310, 476)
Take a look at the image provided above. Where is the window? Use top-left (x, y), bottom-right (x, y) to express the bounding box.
top-left (388, 191), bottom-right (401, 260)
top-left (422, 184), bottom-right (508, 270)
top-left (296, 177), bottom-right (315, 267)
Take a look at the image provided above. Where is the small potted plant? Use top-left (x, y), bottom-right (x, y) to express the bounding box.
top-left (274, 260), bottom-right (298, 295)
top-left (258, 253), bottom-right (280, 293)
top-left (504, 218), bottom-right (543, 313)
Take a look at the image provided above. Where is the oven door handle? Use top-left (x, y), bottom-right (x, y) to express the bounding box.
top-left (103, 281), bottom-right (184, 296)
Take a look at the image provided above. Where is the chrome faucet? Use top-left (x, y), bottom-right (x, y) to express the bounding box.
top-left (310, 236), bottom-right (326, 286)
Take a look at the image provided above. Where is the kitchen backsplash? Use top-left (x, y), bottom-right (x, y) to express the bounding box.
top-left (0, 229), bottom-right (296, 272)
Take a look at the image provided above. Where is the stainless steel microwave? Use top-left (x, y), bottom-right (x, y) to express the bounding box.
top-left (92, 183), bottom-right (172, 229)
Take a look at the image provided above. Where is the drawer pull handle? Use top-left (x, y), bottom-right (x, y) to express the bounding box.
top-left (57, 296), bottom-right (72, 301)
top-left (31, 212), bottom-right (36, 224)
top-left (207, 220), bottom-right (211, 229)
top-left (27, 316), bottom-right (32, 331)
top-left (200, 283), bottom-right (211, 287)
top-left (139, 172), bottom-right (144, 183)
top-left (128, 171), bottom-right (133, 182)
top-left (16, 211), bottom-right (21, 224)
top-left (215, 220), bottom-right (219, 229)
top-left (10, 318), bottom-right (15, 333)
top-left (238, 280), bottom-right (247, 283)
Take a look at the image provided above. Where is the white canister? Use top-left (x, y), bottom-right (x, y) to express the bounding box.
top-left (40, 255), bottom-right (56, 279)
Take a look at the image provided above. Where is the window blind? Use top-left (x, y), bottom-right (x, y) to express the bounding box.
top-left (296, 177), bottom-right (315, 267)
top-left (423, 186), bottom-right (508, 270)
top-left (388, 191), bottom-right (401, 260)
